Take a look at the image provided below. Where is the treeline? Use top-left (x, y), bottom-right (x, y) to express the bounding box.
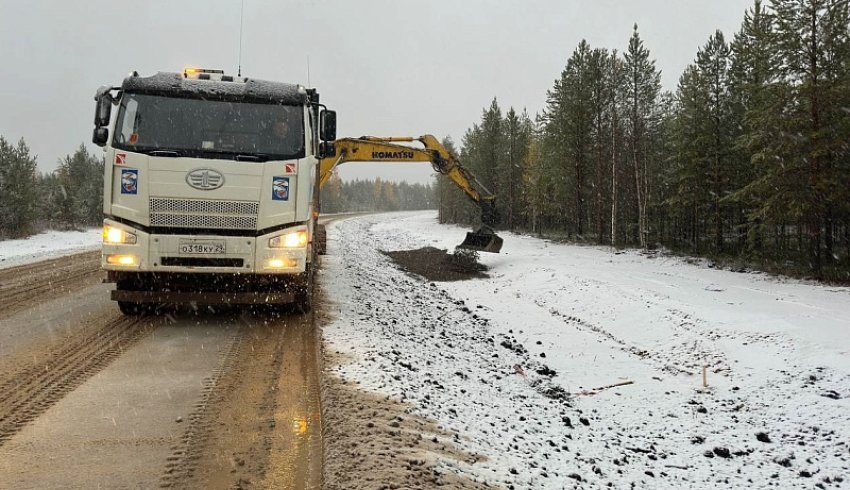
top-left (0, 137), bottom-right (103, 238)
top-left (439, 0), bottom-right (850, 278)
top-left (321, 174), bottom-right (436, 213)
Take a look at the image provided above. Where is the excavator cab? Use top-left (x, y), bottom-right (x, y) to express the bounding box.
top-left (459, 227), bottom-right (503, 253)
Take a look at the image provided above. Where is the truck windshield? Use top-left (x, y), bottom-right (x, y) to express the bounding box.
top-left (112, 93), bottom-right (305, 160)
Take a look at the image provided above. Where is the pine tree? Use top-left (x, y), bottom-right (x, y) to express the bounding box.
top-left (437, 136), bottom-right (474, 224)
top-left (609, 49), bottom-right (626, 246)
top-left (697, 30), bottom-right (734, 253)
top-left (624, 24), bottom-right (662, 248)
top-left (504, 108), bottom-right (520, 229)
top-left (543, 40), bottom-right (597, 236)
top-left (588, 47), bottom-right (613, 243)
top-left (669, 64), bottom-right (709, 251)
top-left (522, 116), bottom-right (558, 235)
top-left (479, 98), bottom-right (505, 220)
top-left (0, 137), bottom-right (39, 237)
top-left (776, 0), bottom-right (850, 271)
top-left (54, 144), bottom-right (104, 229)
top-left (729, 0), bottom-right (783, 255)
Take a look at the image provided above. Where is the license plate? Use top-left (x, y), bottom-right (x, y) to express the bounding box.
top-left (179, 240), bottom-right (225, 254)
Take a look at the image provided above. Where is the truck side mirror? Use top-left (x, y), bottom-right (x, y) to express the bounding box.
top-left (320, 110), bottom-right (336, 141)
top-left (94, 87), bottom-right (113, 127)
top-left (94, 95), bottom-right (113, 128)
top-left (92, 127), bottom-right (109, 146)
top-left (319, 141), bottom-right (336, 158)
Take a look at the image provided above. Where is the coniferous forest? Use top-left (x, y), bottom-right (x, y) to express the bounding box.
top-left (320, 174), bottom-right (435, 213)
top-left (438, 0), bottom-right (850, 279)
top-left (0, 139), bottom-right (103, 238)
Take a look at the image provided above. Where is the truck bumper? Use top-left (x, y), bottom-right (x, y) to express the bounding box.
top-left (111, 289), bottom-right (296, 305)
top-left (107, 268), bottom-right (311, 305)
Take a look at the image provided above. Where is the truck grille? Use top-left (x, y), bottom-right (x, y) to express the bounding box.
top-left (149, 198), bottom-right (258, 230)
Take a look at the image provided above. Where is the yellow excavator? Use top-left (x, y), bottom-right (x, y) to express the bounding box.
top-left (318, 135), bottom-right (503, 253)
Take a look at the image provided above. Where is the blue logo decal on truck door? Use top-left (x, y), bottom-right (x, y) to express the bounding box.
top-left (121, 169), bottom-right (138, 194)
top-left (272, 177), bottom-right (289, 201)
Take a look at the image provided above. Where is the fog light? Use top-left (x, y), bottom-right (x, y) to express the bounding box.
top-left (266, 257), bottom-right (297, 269)
top-left (106, 254), bottom-right (139, 266)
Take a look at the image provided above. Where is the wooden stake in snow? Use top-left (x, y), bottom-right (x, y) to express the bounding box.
top-left (702, 365), bottom-right (708, 388)
top-left (576, 380), bottom-right (634, 396)
top-left (597, 380), bottom-right (634, 391)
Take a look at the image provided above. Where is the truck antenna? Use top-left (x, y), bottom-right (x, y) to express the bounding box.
top-left (237, 0), bottom-right (245, 77)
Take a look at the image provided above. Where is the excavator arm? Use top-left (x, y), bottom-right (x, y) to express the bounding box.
top-left (318, 135), bottom-right (503, 253)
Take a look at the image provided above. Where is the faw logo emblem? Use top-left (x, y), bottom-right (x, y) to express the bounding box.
top-left (371, 151), bottom-right (415, 159)
top-left (185, 168), bottom-right (225, 190)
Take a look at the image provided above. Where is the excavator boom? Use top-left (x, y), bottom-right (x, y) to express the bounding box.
top-left (319, 135), bottom-right (503, 253)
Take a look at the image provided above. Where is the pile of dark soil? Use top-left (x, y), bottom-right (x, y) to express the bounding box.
top-left (383, 247), bottom-right (488, 282)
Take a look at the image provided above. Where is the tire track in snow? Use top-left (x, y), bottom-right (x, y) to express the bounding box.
top-left (160, 311), bottom-right (322, 490)
top-left (0, 250), bottom-right (102, 320)
top-left (531, 275), bottom-right (734, 377)
top-left (0, 314), bottom-right (159, 445)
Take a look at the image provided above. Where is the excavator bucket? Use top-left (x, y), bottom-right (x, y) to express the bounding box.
top-left (458, 228), bottom-right (503, 253)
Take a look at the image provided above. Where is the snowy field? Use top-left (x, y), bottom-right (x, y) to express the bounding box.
top-left (0, 228), bottom-right (101, 269)
top-left (322, 211), bottom-right (850, 489)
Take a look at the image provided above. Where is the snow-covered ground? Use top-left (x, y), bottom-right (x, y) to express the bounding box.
top-left (0, 228), bottom-right (101, 269)
top-left (322, 211), bottom-right (850, 489)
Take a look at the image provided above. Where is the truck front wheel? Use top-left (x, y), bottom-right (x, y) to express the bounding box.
top-left (118, 301), bottom-right (147, 316)
top-left (294, 288), bottom-right (312, 313)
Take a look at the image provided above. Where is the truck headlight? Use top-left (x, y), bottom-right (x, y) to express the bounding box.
top-left (269, 230), bottom-right (308, 249)
top-left (103, 224), bottom-right (137, 244)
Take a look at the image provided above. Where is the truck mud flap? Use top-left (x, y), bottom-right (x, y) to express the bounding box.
top-left (111, 290), bottom-right (296, 305)
top-left (316, 224), bottom-right (328, 255)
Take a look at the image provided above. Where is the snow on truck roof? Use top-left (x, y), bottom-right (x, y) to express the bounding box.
top-left (120, 72), bottom-right (307, 105)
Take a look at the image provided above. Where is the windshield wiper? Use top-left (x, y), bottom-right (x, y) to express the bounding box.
top-left (235, 154), bottom-right (269, 162)
top-left (149, 150), bottom-right (181, 157)
top-left (139, 149), bottom-right (276, 161)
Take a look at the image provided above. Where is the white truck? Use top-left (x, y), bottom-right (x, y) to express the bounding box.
top-left (92, 68), bottom-right (336, 314)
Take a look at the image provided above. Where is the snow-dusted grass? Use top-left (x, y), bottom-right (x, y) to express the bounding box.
top-left (323, 211), bottom-right (850, 489)
top-left (0, 228), bottom-right (101, 269)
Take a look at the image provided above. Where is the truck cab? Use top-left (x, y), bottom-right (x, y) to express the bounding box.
top-left (92, 69), bottom-right (336, 314)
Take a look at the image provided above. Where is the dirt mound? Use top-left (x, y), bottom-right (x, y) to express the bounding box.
top-left (383, 247), bottom-right (488, 282)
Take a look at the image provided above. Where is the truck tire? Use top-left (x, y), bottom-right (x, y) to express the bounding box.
top-left (316, 224), bottom-right (327, 255)
top-left (118, 301), bottom-right (147, 316)
top-left (294, 287), bottom-right (312, 313)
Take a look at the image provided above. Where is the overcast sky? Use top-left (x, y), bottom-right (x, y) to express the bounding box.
top-left (0, 0), bottom-right (753, 184)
